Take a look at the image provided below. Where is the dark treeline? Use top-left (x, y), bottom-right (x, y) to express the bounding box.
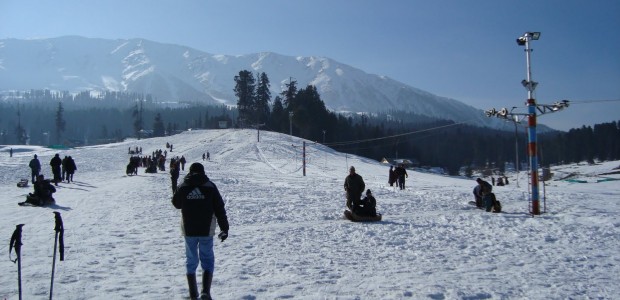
top-left (2, 77), bottom-right (619, 174)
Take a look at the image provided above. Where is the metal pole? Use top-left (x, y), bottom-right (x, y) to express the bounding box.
top-left (10, 224), bottom-right (25, 300)
top-left (514, 120), bottom-right (519, 188)
top-left (50, 230), bottom-right (59, 300)
top-left (289, 112), bottom-right (293, 137)
top-left (524, 35), bottom-right (540, 215)
top-left (50, 212), bottom-right (64, 300)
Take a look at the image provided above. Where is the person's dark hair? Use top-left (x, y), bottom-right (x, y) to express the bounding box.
top-left (189, 162), bottom-right (205, 174)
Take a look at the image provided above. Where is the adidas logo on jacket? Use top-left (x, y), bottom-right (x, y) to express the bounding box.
top-left (172, 172), bottom-right (229, 237)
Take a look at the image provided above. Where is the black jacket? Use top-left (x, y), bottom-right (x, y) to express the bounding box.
top-left (172, 173), bottom-right (229, 237)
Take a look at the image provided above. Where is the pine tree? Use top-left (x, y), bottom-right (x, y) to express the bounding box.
top-left (234, 70), bottom-right (256, 128)
top-left (132, 101), bottom-right (144, 139)
top-left (255, 72), bottom-right (271, 125)
top-left (153, 113), bottom-right (165, 137)
top-left (55, 102), bottom-right (66, 144)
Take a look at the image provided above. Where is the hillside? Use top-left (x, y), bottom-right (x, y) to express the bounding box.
top-left (0, 129), bottom-right (618, 299)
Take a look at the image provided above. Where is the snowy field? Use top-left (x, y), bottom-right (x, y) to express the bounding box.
top-left (1, 129), bottom-right (619, 300)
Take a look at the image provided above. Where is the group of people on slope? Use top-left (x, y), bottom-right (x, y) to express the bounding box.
top-left (344, 166), bottom-right (378, 217)
top-left (28, 153), bottom-right (78, 185)
top-left (388, 164), bottom-right (409, 190)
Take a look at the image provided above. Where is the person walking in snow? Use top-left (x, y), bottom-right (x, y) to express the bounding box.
top-left (180, 155), bottom-right (187, 171)
top-left (50, 154), bottom-right (62, 185)
top-left (388, 165), bottom-right (397, 187)
top-left (344, 166), bottom-right (365, 210)
top-left (394, 164), bottom-right (408, 190)
top-left (65, 156), bottom-right (77, 182)
top-left (170, 158), bottom-right (180, 193)
top-left (29, 154), bottom-right (41, 183)
top-left (172, 162), bottom-right (229, 300)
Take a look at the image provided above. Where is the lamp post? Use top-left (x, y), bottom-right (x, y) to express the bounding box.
top-left (486, 32), bottom-right (569, 215)
top-left (518, 31), bottom-right (542, 215)
top-left (511, 113), bottom-right (521, 188)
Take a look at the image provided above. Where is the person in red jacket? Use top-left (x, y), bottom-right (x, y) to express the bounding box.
top-left (172, 162), bottom-right (229, 300)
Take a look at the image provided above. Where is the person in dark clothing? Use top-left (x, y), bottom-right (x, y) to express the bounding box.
top-left (50, 154), bottom-right (62, 185)
top-left (170, 159), bottom-right (180, 193)
top-left (394, 164), bottom-right (409, 190)
top-left (65, 156), bottom-right (77, 182)
top-left (61, 156), bottom-right (68, 181)
top-left (29, 154), bottom-right (41, 183)
top-left (476, 178), bottom-right (494, 212)
top-left (388, 166), bottom-right (397, 187)
top-left (180, 155), bottom-right (187, 171)
top-left (353, 189), bottom-right (377, 217)
top-left (473, 184), bottom-right (483, 208)
top-left (172, 162), bottom-right (229, 300)
top-left (9, 148), bottom-right (13, 157)
top-left (344, 166), bottom-right (365, 210)
top-left (26, 174), bottom-right (56, 206)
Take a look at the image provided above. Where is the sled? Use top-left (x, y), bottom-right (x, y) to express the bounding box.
top-left (18, 195), bottom-right (55, 207)
top-left (17, 178), bottom-right (29, 187)
top-left (344, 210), bottom-right (382, 222)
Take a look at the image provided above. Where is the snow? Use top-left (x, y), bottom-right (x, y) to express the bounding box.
top-left (1, 129), bottom-right (619, 299)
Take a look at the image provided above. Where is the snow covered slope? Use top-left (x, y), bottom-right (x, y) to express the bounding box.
top-left (0, 129), bottom-right (618, 299)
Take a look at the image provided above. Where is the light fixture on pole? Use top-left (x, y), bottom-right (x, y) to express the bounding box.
top-left (486, 31), bottom-right (569, 215)
top-left (519, 31), bottom-right (543, 215)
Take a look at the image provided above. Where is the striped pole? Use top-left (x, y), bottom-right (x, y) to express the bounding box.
top-left (527, 99), bottom-right (540, 214)
top-left (522, 32), bottom-right (541, 215)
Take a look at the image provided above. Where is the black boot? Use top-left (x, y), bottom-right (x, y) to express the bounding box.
top-left (186, 274), bottom-right (199, 300)
top-left (201, 272), bottom-right (213, 300)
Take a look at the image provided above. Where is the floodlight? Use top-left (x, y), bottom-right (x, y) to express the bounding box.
top-left (485, 108), bottom-right (497, 117)
top-left (529, 32), bottom-right (541, 40)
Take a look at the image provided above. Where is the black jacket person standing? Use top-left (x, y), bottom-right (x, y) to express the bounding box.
top-left (172, 162), bottom-right (229, 300)
top-left (50, 154), bottom-right (62, 185)
top-left (344, 166), bottom-right (365, 210)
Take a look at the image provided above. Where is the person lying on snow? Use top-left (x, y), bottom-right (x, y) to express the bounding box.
top-left (26, 174), bottom-right (56, 206)
top-left (352, 189), bottom-right (377, 217)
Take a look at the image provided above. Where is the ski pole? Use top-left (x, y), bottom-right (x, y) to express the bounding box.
top-left (49, 212), bottom-right (64, 300)
top-left (10, 224), bottom-right (25, 300)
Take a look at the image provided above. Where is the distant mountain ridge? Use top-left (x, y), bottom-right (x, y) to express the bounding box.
top-left (0, 36), bottom-right (511, 129)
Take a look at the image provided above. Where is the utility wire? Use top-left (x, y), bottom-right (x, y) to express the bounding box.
top-left (323, 119), bottom-right (473, 147)
top-left (566, 99), bottom-right (620, 105)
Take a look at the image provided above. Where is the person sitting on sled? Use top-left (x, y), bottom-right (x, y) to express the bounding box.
top-left (353, 189), bottom-right (377, 217)
top-left (27, 175), bottom-right (56, 205)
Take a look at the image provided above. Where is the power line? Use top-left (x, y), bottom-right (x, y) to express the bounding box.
top-left (323, 120), bottom-right (472, 148)
top-left (565, 99), bottom-right (620, 105)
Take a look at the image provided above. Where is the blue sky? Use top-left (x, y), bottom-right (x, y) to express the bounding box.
top-left (1, 0), bottom-right (619, 130)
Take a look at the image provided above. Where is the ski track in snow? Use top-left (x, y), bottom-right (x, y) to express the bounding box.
top-left (0, 129), bottom-right (619, 299)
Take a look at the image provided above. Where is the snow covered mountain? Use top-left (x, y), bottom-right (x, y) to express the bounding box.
top-left (0, 36), bottom-right (505, 128)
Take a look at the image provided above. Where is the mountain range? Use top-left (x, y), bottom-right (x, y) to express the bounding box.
top-left (0, 36), bottom-right (514, 129)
